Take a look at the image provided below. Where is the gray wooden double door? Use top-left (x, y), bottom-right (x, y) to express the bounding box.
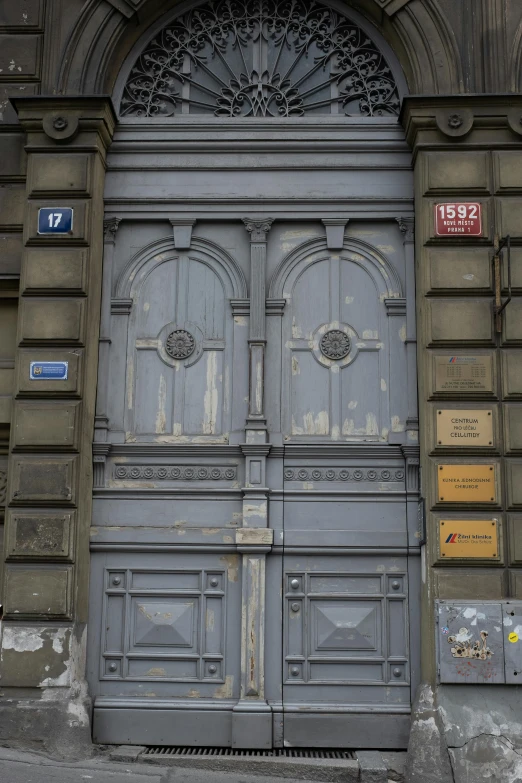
top-left (89, 200), bottom-right (420, 748)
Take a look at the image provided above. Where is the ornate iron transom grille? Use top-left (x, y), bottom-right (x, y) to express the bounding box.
top-left (120, 0), bottom-right (400, 118)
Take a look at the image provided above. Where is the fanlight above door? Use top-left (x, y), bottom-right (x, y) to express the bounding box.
top-left (121, 0), bottom-right (400, 118)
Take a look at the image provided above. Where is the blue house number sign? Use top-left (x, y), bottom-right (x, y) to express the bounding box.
top-left (38, 207), bottom-right (73, 234)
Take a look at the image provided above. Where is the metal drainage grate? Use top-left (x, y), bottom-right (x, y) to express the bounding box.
top-left (143, 747), bottom-right (354, 759)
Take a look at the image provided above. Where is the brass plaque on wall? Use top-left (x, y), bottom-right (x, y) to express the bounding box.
top-left (438, 464), bottom-right (496, 503)
top-left (439, 519), bottom-right (498, 559)
top-left (434, 355), bottom-right (493, 393)
top-left (437, 410), bottom-right (493, 446)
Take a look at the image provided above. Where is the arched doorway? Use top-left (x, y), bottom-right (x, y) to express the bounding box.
top-left (88, 0), bottom-right (419, 749)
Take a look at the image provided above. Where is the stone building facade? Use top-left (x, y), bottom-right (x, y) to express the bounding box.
top-left (1, 1), bottom-right (522, 781)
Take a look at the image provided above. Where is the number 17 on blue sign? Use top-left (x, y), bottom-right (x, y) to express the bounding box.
top-left (38, 207), bottom-right (73, 234)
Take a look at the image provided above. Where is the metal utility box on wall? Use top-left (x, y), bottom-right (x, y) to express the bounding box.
top-left (437, 601), bottom-right (522, 684)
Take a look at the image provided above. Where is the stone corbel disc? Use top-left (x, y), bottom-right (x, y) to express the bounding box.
top-left (435, 108), bottom-right (473, 138)
top-left (42, 112), bottom-right (80, 143)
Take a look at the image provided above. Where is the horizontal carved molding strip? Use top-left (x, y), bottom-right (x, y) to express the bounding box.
top-left (113, 465), bottom-right (237, 481)
top-left (284, 468), bottom-right (404, 482)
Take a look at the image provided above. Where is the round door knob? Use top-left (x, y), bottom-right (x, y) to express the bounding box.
top-left (391, 581), bottom-right (401, 591)
top-left (210, 578), bottom-right (219, 588)
top-left (290, 667), bottom-right (300, 677)
top-left (208, 664), bottom-right (217, 674)
top-left (112, 576), bottom-right (121, 586)
top-left (108, 663), bottom-right (117, 672)
top-left (393, 668), bottom-right (402, 678)
top-left (290, 579), bottom-right (300, 590)
top-left (291, 603), bottom-right (300, 612)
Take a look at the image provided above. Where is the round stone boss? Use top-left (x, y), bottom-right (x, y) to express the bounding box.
top-left (319, 329), bottom-right (351, 360)
top-left (165, 329), bottom-right (196, 360)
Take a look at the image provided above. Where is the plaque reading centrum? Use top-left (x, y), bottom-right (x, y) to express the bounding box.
top-left (439, 519), bottom-right (498, 559)
top-left (437, 410), bottom-right (493, 447)
top-left (434, 355), bottom-right (493, 394)
top-left (438, 464), bottom-right (496, 503)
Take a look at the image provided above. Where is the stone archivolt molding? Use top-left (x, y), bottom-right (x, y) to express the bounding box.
top-left (57, 0), bottom-right (461, 99)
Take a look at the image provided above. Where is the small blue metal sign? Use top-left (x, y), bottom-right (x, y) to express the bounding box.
top-left (30, 361), bottom-right (68, 380)
top-left (37, 208), bottom-right (73, 235)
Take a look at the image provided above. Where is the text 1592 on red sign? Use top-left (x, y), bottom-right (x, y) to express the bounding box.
top-left (435, 203), bottom-right (482, 236)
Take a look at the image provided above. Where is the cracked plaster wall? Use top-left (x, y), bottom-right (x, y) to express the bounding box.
top-left (432, 685), bottom-right (522, 783)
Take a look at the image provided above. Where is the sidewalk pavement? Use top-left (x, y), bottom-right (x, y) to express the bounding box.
top-left (0, 745), bottom-right (404, 783)
top-left (0, 746), bottom-right (304, 783)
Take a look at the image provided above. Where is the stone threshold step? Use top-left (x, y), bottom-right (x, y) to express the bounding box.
top-left (108, 745), bottom-right (406, 782)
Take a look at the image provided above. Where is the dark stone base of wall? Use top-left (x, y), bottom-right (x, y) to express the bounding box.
top-left (0, 696), bottom-right (94, 760)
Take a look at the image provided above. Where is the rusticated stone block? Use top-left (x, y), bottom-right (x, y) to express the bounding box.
top-left (504, 405), bottom-right (522, 453)
top-left (28, 154), bottom-right (91, 197)
top-left (0, 35), bottom-right (40, 78)
top-left (21, 248), bottom-right (87, 294)
top-left (10, 456), bottom-right (76, 505)
top-left (435, 569), bottom-right (506, 599)
top-left (0, 185), bottom-right (25, 228)
top-left (507, 461), bottom-right (522, 509)
top-left (428, 299), bottom-right (493, 345)
top-left (16, 349), bottom-right (81, 397)
top-left (427, 248), bottom-right (491, 292)
top-left (0, 134), bottom-right (26, 176)
top-left (426, 151), bottom-right (489, 193)
top-left (25, 201), bottom-right (89, 244)
top-left (5, 509), bottom-right (74, 560)
top-left (498, 199), bottom-right (522, 238)
top-left (0, 625), bottom-right (71, 689)
top-left (503, 298), bottom-right (522, 344)
top-left (0, 234), bottom-right (23, 275)
top-left (13, 401), bottom-right (80, 451)
top-left (19, 298), bottom-right (85, 344)
top-left (4, 566), bottom-right (72, 618)
top-left (494, 151), bottom-right (522, 192)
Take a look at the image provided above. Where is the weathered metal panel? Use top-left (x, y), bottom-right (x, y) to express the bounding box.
top-left (437, 601), bottom-right (505, 684)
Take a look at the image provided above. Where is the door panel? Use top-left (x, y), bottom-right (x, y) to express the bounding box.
top-left (90, 216), bottom-right (417, 748)
top-left (279, 243), bottom-right (398, 443)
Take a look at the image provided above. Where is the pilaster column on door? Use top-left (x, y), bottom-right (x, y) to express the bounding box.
top-left (401, 443), bottom-right (421, 548)
top-left (242, 217), bottom-right (274, 443)
top-left (397, 217), bottom-right (419, 437)
top-left (94, 217), bottom-right (121, 443)
top-left (232, 528), bottom-right (274, 749)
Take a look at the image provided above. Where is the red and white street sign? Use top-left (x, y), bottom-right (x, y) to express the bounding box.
top-left (435, 203), bottom-right (482, 236)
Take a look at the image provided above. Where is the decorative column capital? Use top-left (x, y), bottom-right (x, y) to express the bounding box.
top-left (103, 217), bottom-right (121, 244)
top-left (242, 218), bottom-right (274, 243)
top-left (397, 217), bottom-right (414, 243)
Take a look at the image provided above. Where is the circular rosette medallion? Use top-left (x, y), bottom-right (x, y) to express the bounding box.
top-left (320, 329), bottom-right (351, 360)
top-left (165, 329), bottom-right (196, 360)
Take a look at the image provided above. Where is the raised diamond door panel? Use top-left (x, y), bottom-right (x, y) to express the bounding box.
top-left (88, 554), bottom-right (241, 699)
top-left (283, 558), bottom-right (409, 704)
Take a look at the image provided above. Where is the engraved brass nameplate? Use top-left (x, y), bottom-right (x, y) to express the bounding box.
top-left (437, 410), bottom-right (493, 447)
top-left (439, 519), bottom-right (498, 559)
top-left (438, 464), bottom-right (496, 503)
top-left (434, 355), bottom-right (493, 394)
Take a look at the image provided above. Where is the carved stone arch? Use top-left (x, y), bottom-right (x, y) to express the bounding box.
top-left (57, 0), bottom-right (461, 97)
top-left (115, 234), bottom-right (248, 300)
top-left (510, 19), bottom-right (522, 92)
top-left (268, 236), bottom-right (403, 302)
